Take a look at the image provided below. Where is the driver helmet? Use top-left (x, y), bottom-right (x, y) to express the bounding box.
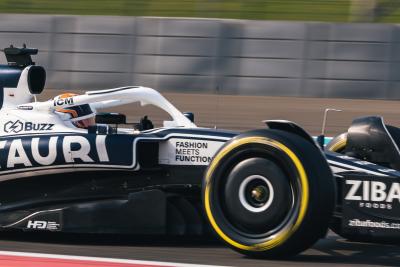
top-left (54, 93), bottom-right (96, 129)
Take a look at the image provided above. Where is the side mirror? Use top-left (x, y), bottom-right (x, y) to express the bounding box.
top-left (183, 112), bottom-right (194, 123)
top-left (95, 113), bottom-right (126, 124)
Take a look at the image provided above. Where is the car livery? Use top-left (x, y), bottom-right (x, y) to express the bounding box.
top-left (0, 45), bottom-right (398, 259)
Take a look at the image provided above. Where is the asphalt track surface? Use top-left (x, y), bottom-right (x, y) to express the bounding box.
top-left (1, 91), bottom-right (399, 267)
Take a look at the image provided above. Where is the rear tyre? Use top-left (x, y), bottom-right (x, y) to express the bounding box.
top-left (203, 129), bottom-right (335, 258)
top-left (325, 132), bottom-right (347, 153)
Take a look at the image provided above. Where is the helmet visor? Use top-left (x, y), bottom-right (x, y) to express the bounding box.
top-left (74, 117), bottom-right (96, 129)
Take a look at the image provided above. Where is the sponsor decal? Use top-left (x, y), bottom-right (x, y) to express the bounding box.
top-left (158, 138), bottom-right (224, 165)
top-left (4, 120), bottom-right (23, 133)
top-left (347, 219), bottom-right (400, 229)
top-left (17, 105), bottom-right (33, 110)
top-left (54, 97), bottom-right (74, 106)
top-left (0, 134), bottom-right (135, 173)
top-left (26, 220), bottom-right (60, 231)
top-left (4, 120), bottom-right (54, 134)
top-left (345, 180), bottom-right (400, 210)
top-left (0, 135), bottom-right (108, 170)
top-left (342, 177), bottom-right (400, 236)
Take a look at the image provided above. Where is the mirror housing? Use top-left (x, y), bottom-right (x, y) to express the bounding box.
top-left (95, 112), bottom-right (126, 124)
top-left (27, 65), bottom-right (46, 95)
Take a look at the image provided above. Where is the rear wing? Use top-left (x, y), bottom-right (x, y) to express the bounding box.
top-left (4, 44), bottom-right (38, 68)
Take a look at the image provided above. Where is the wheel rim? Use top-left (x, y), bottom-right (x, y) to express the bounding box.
top-left (239, 175), bottom-right (274, 213)
top-left (222, 157), bottom-right (294, 236)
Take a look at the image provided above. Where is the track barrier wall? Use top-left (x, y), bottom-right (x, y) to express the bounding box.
top-left (0, 14), bottom-right (399, 99)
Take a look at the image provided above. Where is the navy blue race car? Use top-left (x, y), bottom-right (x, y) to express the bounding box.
top-left (0, 45), bottom-right (398, 258)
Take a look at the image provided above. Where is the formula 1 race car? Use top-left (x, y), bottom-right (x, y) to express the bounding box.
top-left (0, 45), bottom-right (398, 258)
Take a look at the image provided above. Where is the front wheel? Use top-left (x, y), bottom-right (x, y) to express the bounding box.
top-left (202, 129), bottom-right (335, 258)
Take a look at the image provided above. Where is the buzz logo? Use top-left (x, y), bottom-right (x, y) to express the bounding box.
top-left (4, 120), bottom-right (54, 134)
top-left (54, 97), bottom-right (74, 106)
top-left (4, 120), bottom-right (23, 133)
top-left (26, 220), bottom-right (60, 231)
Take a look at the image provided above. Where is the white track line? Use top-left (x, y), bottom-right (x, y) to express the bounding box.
top-left (0, 250), bottom-right (233, 267)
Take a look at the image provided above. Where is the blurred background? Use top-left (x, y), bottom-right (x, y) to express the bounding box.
top-left (2, 0), bottom-right (400, 22)
top-left (2, 0), bottom-right (400, 133)
top-left (1, 0), bottom-right (400, 99)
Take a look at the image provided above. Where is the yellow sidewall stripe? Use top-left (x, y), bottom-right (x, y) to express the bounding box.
top-left (328, 139), bottom-right (346, 152)
top-left (204, 136), bottom-right (309, 251)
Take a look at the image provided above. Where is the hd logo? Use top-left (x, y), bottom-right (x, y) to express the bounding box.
top-left (26, 220), bottom-right (60, 231)
top-left (4, 120), bottom-right (54, 134)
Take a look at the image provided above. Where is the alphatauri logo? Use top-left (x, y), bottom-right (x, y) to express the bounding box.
top-left (0, 135), bottom-right (109, 169)
top-left (4, 120), bottom-right (54, 133)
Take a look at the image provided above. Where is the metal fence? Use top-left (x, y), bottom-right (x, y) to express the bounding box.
top-left (0, 14), bottom-right (399, 99)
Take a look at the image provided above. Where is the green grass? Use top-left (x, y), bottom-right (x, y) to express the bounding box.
top-left (0, 0), bottom-right (399, 22)
top-left (0, 0), bottom-right (350, 21)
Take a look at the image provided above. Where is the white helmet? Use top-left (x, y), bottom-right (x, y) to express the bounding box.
top-left (54, 93), bottom-right (95, 129)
